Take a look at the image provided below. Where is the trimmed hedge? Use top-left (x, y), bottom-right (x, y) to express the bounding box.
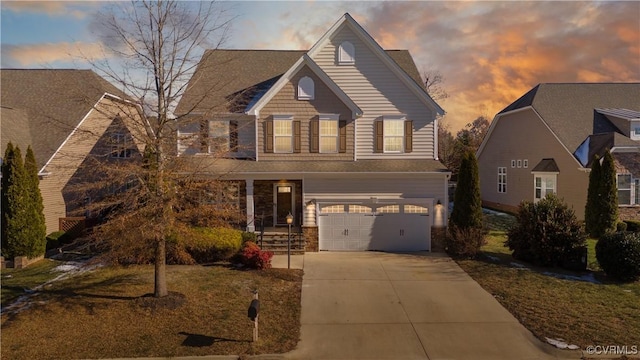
top-left (596, 232), bottom-right (640, 282)
top-left (182, 227), bottom-right (243, 263)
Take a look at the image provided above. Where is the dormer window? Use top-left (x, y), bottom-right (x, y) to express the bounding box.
top-left (298, 76), bottom-right (314, 100)
top-left (338, 41), bottom-right (355, 65)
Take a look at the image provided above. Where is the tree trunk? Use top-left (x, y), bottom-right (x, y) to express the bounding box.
top-left (154, 237), bottom-right (168, 297)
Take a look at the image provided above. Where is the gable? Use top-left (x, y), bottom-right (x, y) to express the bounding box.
top-left (307, 14), bottom-right (443, 116)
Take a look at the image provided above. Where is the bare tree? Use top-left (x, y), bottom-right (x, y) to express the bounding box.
top-left (421, 68), bottom-right (449, 102)
top-left (79, 1), bottom-right (237, 297)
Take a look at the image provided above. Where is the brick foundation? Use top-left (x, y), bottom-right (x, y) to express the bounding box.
top-left (303, 226), bottom-right (319, 252)
top-left (620, 207), bottom-right (640, 222)
top-left (431, 226), bottom-right (447, 253)
top-left (1, 255), bottom-right (44, 269)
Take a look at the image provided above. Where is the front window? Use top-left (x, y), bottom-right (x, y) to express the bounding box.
top-left (635, 179), bottom-right (640, 205)
top-left (384, 119), bottom-right (404, 152)
top-left (498, 167), bottom-right (507, 193)
top-left (320, 115), bottom-right (339, 153)
top-left (534, 174), bottom-right (556, 201)
top-left (618, 174), bottom-right (632, 205)
top-left (274, 116), bottom-right (293, 153)
top-left (110, 133), bottom-right (132, 158)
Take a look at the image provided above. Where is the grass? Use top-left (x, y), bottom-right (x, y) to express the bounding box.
top-left (457, 212), bottom-right (640, 348)
top-left (1, 259), bottom-right (64, 307)
top-left (1, 263), bottom-right (302, 360)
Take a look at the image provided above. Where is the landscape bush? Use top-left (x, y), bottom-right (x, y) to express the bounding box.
top-left (241, 231), bottom-right (257, 243)
top-left (238, 241), bottom-right (273, 269)
top-left (506, 194), bottom-right (587, 267)
top-left (596, 232), bottom-right (640, 282)
top-left (182, 227), bottom-right (243, 263)
top-left (445, 226), bottom-right (486, 259)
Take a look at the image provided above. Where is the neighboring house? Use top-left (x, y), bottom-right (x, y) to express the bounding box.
top-left (0, 69), bottom-right (145, 233)
top-left (477, 83), bottom-right (640, 221)
top-left (175, 13), bottom-right (449, 252)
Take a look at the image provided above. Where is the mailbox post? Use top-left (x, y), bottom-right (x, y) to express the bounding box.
top-left (247, 291), bottom-right (260, 342)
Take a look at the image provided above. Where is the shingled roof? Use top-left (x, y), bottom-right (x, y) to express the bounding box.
top-left (175, 49), bottom-right (425, 116)
top-left (0, 69), bottom-right (126, 169)
top-left (498, 83), bottom-right (640, 153)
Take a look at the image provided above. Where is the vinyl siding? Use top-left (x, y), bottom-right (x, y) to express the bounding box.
top-left (39, 97), bottom-right (143, 232)
top-left (478, 109), bottom-right (590, 219)
top-left (304, 174), bottom-right (447, 202)
top-left (311, 25), bottom-right (436, 159)
top-left (258, 65), bottom-right (354, 161)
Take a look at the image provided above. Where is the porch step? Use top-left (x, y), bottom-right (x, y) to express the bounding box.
top-left (257, 232), bottom-right (306, 254)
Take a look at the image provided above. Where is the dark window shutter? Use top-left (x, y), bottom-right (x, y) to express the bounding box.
top-left (404, 120), bottom-right (413, 153)
top-left (265, 120), bottom-right (273, 153)
top-left (293, 120), bottom-right (301, 153)
top-left (375, 121), bottom-right (384, 153)
top-left (339, 120), bottom-right (347, 153)
top-left (230, 121), bottom-right (238, 152)
top-left (310, 119), bottom-right (319, 153)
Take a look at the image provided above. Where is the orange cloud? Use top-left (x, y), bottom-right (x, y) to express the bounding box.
top-left (5, 42), bottom-right (107, 67)
top-left (1, 1), bottom-right (97, 19)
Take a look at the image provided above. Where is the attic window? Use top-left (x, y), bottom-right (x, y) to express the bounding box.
top-left (338, 41), bottom-right (355, 65)
top-left (298, 76), bottom-right (314, 100)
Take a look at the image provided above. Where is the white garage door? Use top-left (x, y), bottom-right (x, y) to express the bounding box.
top-left (318, 203), bottom-right (431, 251)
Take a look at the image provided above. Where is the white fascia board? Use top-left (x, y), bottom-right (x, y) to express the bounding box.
top-left (245, 54), bottom-right (362, 118)
top-left (307, 13), bottom-right (445, 116)
top-left (39, 94), bottom-right (106, 175)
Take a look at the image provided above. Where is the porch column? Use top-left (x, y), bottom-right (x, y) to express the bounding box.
top-left (246, 179), bottom-right (255, 232)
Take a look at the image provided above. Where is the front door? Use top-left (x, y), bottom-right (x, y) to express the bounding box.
top-left (274, 184), bottom-right (294, 225)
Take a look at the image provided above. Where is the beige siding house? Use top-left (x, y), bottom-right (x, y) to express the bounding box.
top-left (477, 83), bottom-right (640, 221)
top-left (175, 14), bottom-right (449, 252)
top-left (1, 69), bottom-right (144, 233)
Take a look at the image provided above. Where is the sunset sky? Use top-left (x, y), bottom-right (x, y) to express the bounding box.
top-left (2, 1), bottom-right (639, 132)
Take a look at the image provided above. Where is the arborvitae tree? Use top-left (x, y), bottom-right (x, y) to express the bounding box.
top-left (24, 146), bottom-right (47, 257)
top-left (450, 150), bottom-right (483, 229)
top-left (585, 154), bottom-right (601, 237)
top-left (2, 145), bottom-right (30, 259)
top-left (1, 142), bottom-right (16, 251)
top-left (447, 150), bottom-right (485, 258)
top-left (597, 150), bottom-right (619, 237)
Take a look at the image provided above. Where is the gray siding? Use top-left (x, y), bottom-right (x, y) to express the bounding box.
top-left (312, 26), bottom-right (436, 160)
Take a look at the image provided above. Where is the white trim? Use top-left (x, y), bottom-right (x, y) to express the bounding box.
top-left (246, 54), bottom-right (362, 118)
top-left (306, 13), bottom-right (444, 116)
top-left (39, 94), bottom-right (105, 175)
top-left (433, 116), bottom-right (439, 160)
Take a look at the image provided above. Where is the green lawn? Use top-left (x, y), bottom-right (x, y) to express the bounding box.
top-left (1, 262), bottom-right (302, 360)
top-left (1, 259), bottom-right (64, 307)
top-left (457, 213), bottom-right (640, 349)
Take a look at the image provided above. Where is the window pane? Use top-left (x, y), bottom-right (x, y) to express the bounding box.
top-left (619, 190), bottom-right (631, 205)
top-left (274, 137), bottom-right (292, 152)
top-left (274, 120), bottom-right (291, 136)
top-left (618, 174), bottom-right (631, 189)
top-left (384, 120), bottom-right (404, 135)
top-left (404, 205), bottom-right (428, 214)
top-left (377, 205), bottom-right (399, 213)
top-left (320, 137), bottom-right (337, 152)
top-left (348, 205), bottom-right (372, 213)
top-left (320, 120), bottom-right (337, 136)
top-left (536, 188), bottom-right (541, 199)
top-left (384, 137), bottom-right (403, 152)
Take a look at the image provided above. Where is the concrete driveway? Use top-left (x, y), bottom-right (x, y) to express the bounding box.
top-left (283, 252), bottom-right (565, 360)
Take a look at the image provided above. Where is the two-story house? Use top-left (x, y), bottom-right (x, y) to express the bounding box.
top-left (477, 83), bottom-right (640, 221)
top-left (1, 69), bottom-right (145, 233)
top-left (175, 14), bottom-right (449, 252)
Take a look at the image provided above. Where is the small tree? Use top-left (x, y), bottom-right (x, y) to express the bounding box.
top-left (597, 150), bottom-right (619, 236)
top-left (1, 145), bottom-right (31, 259)
top-left (584, 154), bottom-right (601, 237)
top-left (447, 150), bottom-right (484, 257)
top-left (450, 151), bottom-right (483, 230)
top-left (24, 146), bottom-right (47, 257)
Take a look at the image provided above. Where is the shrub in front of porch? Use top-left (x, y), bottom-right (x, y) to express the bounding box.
top-left (181, 227), bottom-right (243, 263)
top-left (238, 241), bottom-right (273, 269)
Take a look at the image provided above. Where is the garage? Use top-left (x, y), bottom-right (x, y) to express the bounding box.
top-left (318, 201), bottom-right (431, 251)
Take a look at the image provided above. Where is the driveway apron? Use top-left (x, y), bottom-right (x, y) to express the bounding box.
top-left (285, 252), bottom-right (560, 360)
